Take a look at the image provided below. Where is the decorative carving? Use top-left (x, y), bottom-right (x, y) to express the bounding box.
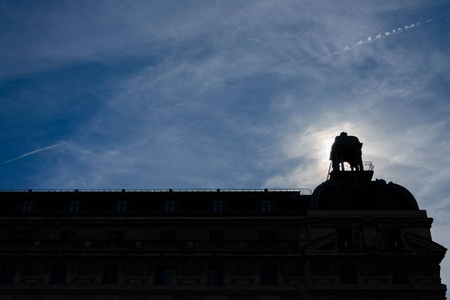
top-left (18, 261), bottom-right (49, 283)
top-left (70, 262), bottom-right (101, 283)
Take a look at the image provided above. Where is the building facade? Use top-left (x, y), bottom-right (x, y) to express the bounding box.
top-left (0, 133), bottom-right (446, 300)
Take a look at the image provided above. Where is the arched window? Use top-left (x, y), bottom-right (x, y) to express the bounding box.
top-left (22, 200), bottom-right (34, 212)
top-left (213, 199), bottom-right (223, 212)
top-left (69, 200), bottom-right (80, 212)
top-left (116, 199), bottom-right (127, 212)
top-left (262, 199), bottom-right (272, 212)
top-left (165, 200), bottom-right (175, 212)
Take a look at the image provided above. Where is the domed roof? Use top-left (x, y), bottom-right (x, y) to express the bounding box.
top-left (311, 179), bottom-right (419, 210)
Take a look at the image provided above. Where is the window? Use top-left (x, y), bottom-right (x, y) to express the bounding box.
top-left (116, 199), bottom-right (127, 212)
top-left (337, 229), bottom-right (353, 250)
top-left (261, 267), bottom-right (276, 285)
top-left (213, 199), bottom-right (224, 212)
top-left (110, 231), bottom-right (124, 240)
top-left (110, 231), bottom-right (124, 247)
top-left (260, 231), bottom-right (276, 241)
top-left (22, 200), bottom-right (34, 212)
top-left (165, 200), bottom-right (175, 212)
top-left (155, 266), bottom-right (171, 285)
top-left (103, 266), bottom-right (118, 284)
top-left (1, 265), bottom-right (16, 284)
top-left (208, 267), bottom-right (224, 285)
top-left (261, 199), bottom-right (272, 212)
top-left (12, 232), bottom-right (26, 240)
top-left (210, 231), bottom-right (224, 241)
top-left (51, 266), bottom-right (67, 284)
top-left (340, 265), bottom-right (357, 284)
top-left (160, 231), bottom-right (174, 240)
top-left (60, 231), bottom-right (75, 240)
top-left (386, 228), bottom-right (402, 250)
top-left (392, 266), bottom-right (408, 284)
top-left (68, 199), bottom-right (80, 212)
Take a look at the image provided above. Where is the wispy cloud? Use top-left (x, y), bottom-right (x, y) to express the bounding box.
top-left (1, 142), bottom-right (71, 165)
top-left (323, 15), bottom-right (446, 57)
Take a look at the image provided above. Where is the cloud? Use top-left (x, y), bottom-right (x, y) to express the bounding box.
top-left (1, 142), bottom-right (71, 165)
top-left (323, 15), bottom-right (445, 58)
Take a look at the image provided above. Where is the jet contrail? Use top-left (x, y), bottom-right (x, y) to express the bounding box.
top-left (2, 141), bottom-right (71, 165)
top-left (323, 15), bottom-right (446, 58)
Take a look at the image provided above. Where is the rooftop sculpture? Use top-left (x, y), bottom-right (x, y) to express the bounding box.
top-left (330, 132), bottom-right (364, 172)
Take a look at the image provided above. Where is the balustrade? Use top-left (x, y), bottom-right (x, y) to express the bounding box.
top-left (0, 240), bottom-right (303, 251)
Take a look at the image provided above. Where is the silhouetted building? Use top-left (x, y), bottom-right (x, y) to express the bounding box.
top-left (0, 133), bottom-right (446, 300)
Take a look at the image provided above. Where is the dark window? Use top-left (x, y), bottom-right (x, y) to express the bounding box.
top-left (61, 231), bottom-right (75, 240)
top-left (110, 231), bottom-right (124, 240)
top-left (386, 228), bottom-right (403, 250)
top-left (208, 267), bottom-right (224, 285)
top-left (51, 266), bottom-right (67, 284)
top-left (103, 266), bottom-right (118, 284)
top-left (110, 231), bottom-right (124, 247)
top-left (155, 266), bottom-right (171, 285)
top-left (160, 231), bottom-right (174, 240)
top-left (213, 199), bottom-right (224, 212)
top-left (337, 229), bottom-right (353, 250)
top-left (68, 200), bottom-right (80, 212)
top-left (116, 200), bottom-right (128, 212)
top-left (210, 231), bottom-right (224, 241)
top-left (261, 199), bottom-right (272, 212)
top-left (12, 232), bottom-right (26, 240)
top-left (1, 265), bottom-right (16, 284)
top-left (165, 200), bottom-right (175, 212)
top-left (22, 200), bottom-right (34, 212)
top-left (260, 231), bottom-right (276, 241)
top-left (261, 267), bottom-right (276, 285)
top-left (392, 266), bottom-right (408, 284)
top-left (340, 265), bottom-right (357, 284)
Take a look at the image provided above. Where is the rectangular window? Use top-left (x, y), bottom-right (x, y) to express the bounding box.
top-left (69, 200), bottom-right (80, 212)
top-left (12, 232), bottom-right (26, 240)
top-left (1, 265), bottom-right (16, 284)
top-left (260, 231), bottom-right (276, 241)
top-left (261, 267), bottom-right (276, 285)
top-left (386, 228), bottom-right (402, 250)
top-left (109, 231), bottom-right (124, 247)
top-left (392, 266), bottom-right (408, 284)
top-left (61, 231), bottom-right (75, 240)
top-left (337, 229), bottom-right (353, 250)
top-left (164, 200), bottom-right (175, 212)
top-left (116, 200), bottom-right (128, 212)
top-left (340, 265), bottom-right (357, 284)
top-left (110, 231), bottom-right (124, 240)
top-left (210, 231), bottom-right (224, 241)
top-left (261, 199), bottom-right (272, 212)
top-left (213, 199), bottom-right (224, 212)
top-left (208, 267), bottom-right (224, 285)
top-left (155, 266), bottom-right (171, 285)
top-left (22, 200), bottom-right (34, 212)
top-left (103, 266), bottom-right (118, 284)
top-left (160, 231), bottom-right (174, 240)
top-left (51, 266), bottom-right (67, 284)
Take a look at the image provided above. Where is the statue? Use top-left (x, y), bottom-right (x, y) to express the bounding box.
top-left (330, 132), bottom-right (364, 172)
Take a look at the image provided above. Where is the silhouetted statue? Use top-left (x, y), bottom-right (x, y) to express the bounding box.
top-left (330, 132), bottom-right (364, 172)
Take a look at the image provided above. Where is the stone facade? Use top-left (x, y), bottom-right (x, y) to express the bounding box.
top-left (0, 189), bottom-right (446, 300)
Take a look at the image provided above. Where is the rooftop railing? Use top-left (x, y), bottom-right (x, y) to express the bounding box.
top-left (0, 240), bottom-right (307, 252)
top-left (0, 188), bottom-right (313, 195)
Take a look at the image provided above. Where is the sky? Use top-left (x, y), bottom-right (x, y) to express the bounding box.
top-left (0, 0), bottom-right (449, 291)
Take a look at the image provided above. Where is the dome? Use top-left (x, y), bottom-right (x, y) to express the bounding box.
top-left (311, 179), bottom-right (419, 210)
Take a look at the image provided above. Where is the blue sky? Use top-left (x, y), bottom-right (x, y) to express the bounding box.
top-left (1, 0), bottom-right (449, 290)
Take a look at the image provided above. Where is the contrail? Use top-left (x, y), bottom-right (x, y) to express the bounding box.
top-left (323, 15), bottom-right (446, 58)
top-left (1, 141), bottom-right (71, 165)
